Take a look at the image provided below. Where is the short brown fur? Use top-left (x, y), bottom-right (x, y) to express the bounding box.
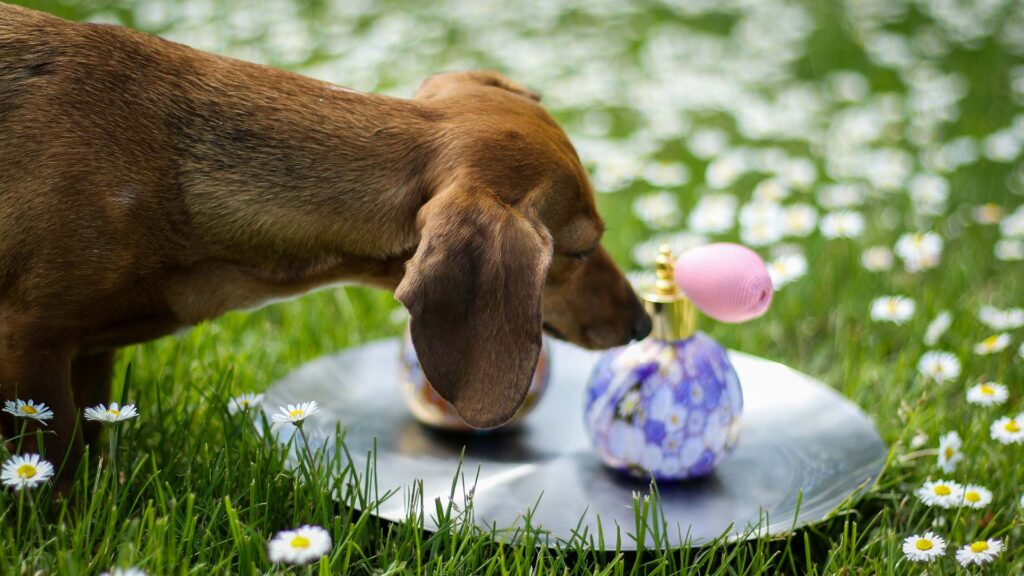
top-left (0, 3), bottom-right (650, 476)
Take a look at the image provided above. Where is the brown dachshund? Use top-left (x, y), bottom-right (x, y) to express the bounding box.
top-left (0, 3), bottom-right (651, 473)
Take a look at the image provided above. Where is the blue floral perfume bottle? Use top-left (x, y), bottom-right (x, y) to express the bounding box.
top-left (584, 245), bottom-right (743, 480)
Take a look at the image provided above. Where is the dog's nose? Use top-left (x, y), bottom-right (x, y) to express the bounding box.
top-left (631, 310), bottom-right (653, 341)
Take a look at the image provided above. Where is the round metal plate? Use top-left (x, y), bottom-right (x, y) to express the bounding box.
top-left (261, 338), bottom-right (887, 549)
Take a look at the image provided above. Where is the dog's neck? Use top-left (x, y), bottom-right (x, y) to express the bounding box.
top-left (172, 60), bottom-right (440, 274)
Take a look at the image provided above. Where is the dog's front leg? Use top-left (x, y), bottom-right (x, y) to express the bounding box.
top-left (0, 343), bottom-right (82, 488)
top-left (71, 350), bottom-right (116, 447)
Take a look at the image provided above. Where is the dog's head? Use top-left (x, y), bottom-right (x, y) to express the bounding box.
top-left (396, 70), bottom-right (651, 428)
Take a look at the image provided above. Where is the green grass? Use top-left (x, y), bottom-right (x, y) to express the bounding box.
top-left (4, 0), bottom-right (1024, 573)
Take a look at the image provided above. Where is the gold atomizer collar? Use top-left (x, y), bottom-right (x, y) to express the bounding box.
top-left (643, 245), bottom-right (697, 340)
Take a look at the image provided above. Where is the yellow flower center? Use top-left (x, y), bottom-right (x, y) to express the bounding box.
top-left (289, 409), bottom-right (304, 418)
top-left (982, 335), bottom-right (999, 348)
top-left (290, 535), bottom-right (311, 549)
top-left (980, 204), bottom-right (1000, 219)
top-left (887, 300), bottom-right (898, 314)
top-left (944, 447), bottom-right (955, 458)
top-left (965, 491), bottom-right (981, 503)
top-left (16, 464), bottom-right (36, 479)
top-left (915, 539), bottom-right (933, 551)
top-left (980, 384), bottom-right (995, 395)
top-left (970, 541), bottom-right (989, 553)
top-left (1005, 420), bottom-right (1020, 433)
top-left (933, 485), bottom-right (951, 496)
top-left (108, 409), bottom-right (121, 417)
top-left (20, 405), bottom-right (37, 415)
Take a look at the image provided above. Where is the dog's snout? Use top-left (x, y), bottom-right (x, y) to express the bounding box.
top-left (631, 309), bottom-right (652, 342)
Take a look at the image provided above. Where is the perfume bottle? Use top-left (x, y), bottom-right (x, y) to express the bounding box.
top-left (584, 245), bottom-right (746, 480)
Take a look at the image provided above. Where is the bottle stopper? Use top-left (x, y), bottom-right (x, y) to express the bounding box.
top-left (643, 245), bottom-right (697, 340)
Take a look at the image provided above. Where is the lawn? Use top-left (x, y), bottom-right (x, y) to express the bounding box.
top-left (3, 0), bottom-right (1024, 573)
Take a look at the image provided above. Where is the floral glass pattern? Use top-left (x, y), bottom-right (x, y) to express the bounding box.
top-left (585, 332), bottom-right (742, 480)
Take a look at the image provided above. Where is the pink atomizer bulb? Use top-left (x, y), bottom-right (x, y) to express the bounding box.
top-left (673, 243), bottom-right (772, 323)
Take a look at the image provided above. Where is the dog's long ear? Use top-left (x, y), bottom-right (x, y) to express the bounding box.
top-left (395, 187), bottom-right (552, 428)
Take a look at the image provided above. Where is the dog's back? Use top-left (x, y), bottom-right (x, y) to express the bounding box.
top-left (0, 4), bottom-right (188, 315)
top-left (0, 4), bottom-right (65, 300)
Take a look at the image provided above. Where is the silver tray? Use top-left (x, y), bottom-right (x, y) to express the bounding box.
top-left (261, 338), bottom-right (887, 549)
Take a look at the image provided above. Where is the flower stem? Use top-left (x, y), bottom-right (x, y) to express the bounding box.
top-left (297, 425), bottom-right (316, 465)
top-left (108, 424), bottom-right (118, 486)
top-left (295, 424), bottom-right (318, 489)
top-left (15, 420), bottom-right (27, 453)
top-left (28, 488), bottom-right (45, 543)
top-left (15, 489), bottom-right (24, 544)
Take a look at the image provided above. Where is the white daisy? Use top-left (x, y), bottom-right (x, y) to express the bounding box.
top-left (917, 351), bottom-right (961, 383)
top-left (100, 568), bottom-right (148, 576)
top-left (990, 414), bottom-right (1024, 444)
top-left (687, 193), bottom-right (737, 234)
top-left (271, 401), bottom-right (321, 426)
top-left (861, 246), bottom-right (894, 272)
top-left (706, 154), bottom-right (747, 189)
top-left (870, 296), bottom-right (915, 324)
top-left (984, 130), bottom-right (1022, 161)
top-left (894, 231), bottom-right (943, 272)
top-left (740, 219), bottom-right (784, 246)
top-left (1, 454), bottom-right (54, 491)
top-left (923, 311), bottom-right (952, 346)
top-left (966, 382), bottom-right (1009, 406)
top-left (955, 539), bottom-right (1003, 566)
top-left (902, 531), bottom-right (946, 562)
top-left (974, 333), bottom-right (1011, 355)
top-left (1001, 208), bottom-right (1024, 237)
top-left (910, 431), bottom-right (929, 449)
top-left (753, 179), bottom-right (790, 203)
top-left (995, 238), bottom-right (1024, 261)
top-left (973, 203), bottom-right (1004, 224)
top-left (960, 484), bottom-right (993, 509)
top-left (2, 399), bottom-right (54, 424)
top-left (632, 191), bottom-right (680, 230)
top-left (268, 525), bottom-right (332, 564)
top-left (767, 253), bottom-right (808, 290)
top-left (739, 200), bottom-right (783, 242)
top-left (83, 402), bottom-right (139, 423)
top-left (909, 173), bottom-right (948, 211)
top-left (687, 128), bottom-right (728, 160)
top-left (642, 162), bottom-right (689, 188)
top-left (979, 298), bottom-right (1024, 320)
top-left (936, 431), bottom-right (962, 473)
top-left (228, 392), bottom-right (265, 415)
top-left (817, 182), bottom-right (866, 209)
top-left (781, 204), bottom-right (817, 237)
top-left (819, 211), bottom-right (865, 239)
top-left (916, 479), bottom-right (964, 509)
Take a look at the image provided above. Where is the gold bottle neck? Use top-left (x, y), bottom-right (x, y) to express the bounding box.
top-left (644, 296), bottom-right (697, 340)
top-left (643, 245), bottom-right (698, 341)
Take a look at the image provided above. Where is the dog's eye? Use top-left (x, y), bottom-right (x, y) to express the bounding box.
top-left (566, 248), bottom-right (594, 262)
